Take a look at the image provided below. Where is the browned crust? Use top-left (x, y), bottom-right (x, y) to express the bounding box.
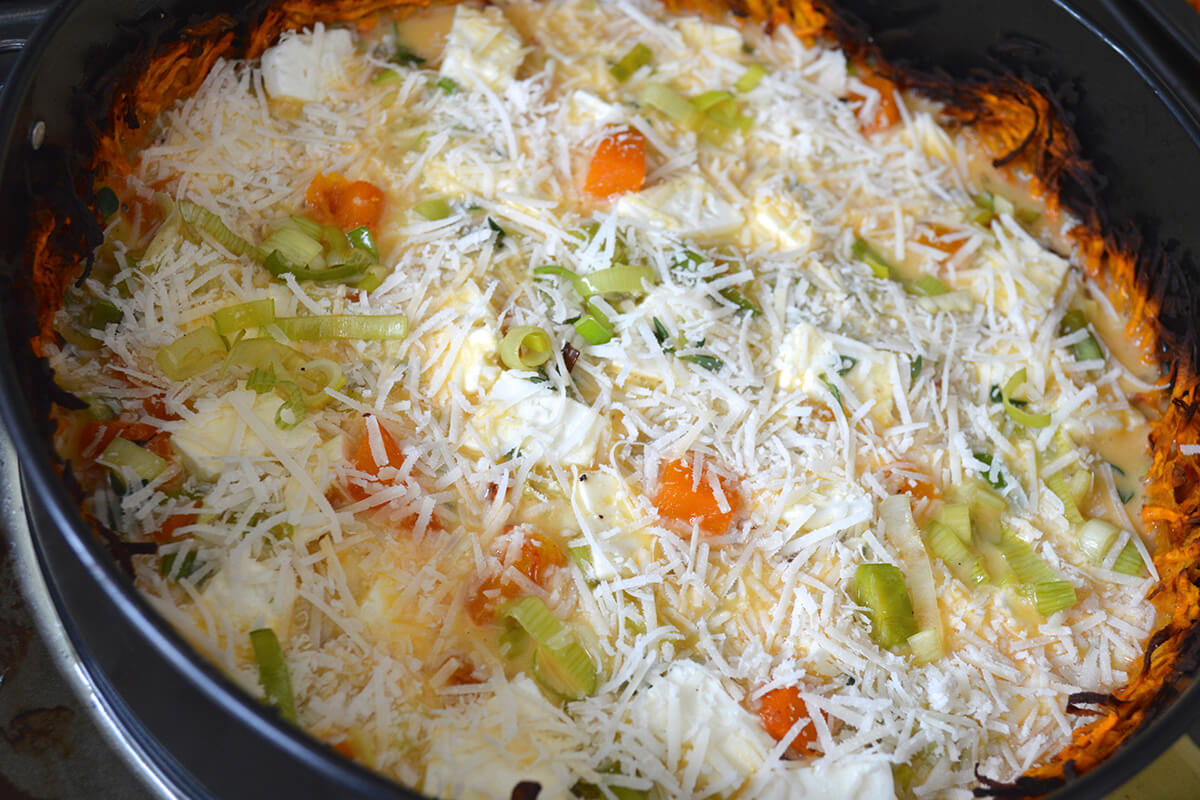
top-left (22, 0), bottom-right (1200, 797)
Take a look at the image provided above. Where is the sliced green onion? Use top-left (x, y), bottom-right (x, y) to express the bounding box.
top-left (851, 237), bottom-right (892, 279)
top-left (345, 225), bottom-right (379, 258)
top-left (261, 224), bottom-right (323, 269)
top-left (157, 327), bottom-right (227, 381)
top-left (1001, 368), bottom-right (1051, 428)
top-left (500, 326), bottom-right (554, 370)
top-left (1112, 540), bottom-right (1146, 576)
top-left (273, 381), bottom-right (306, 430)
top-left (1059, 310), bottom-right (1104, 363)
top-left (1078, 519), bottom-right (1120, 564)
top-left (853, 563), bottom-right (919, 650)
top-left (735, 63), bottom-right (767, 93)
top-left (263, 251), bottom-right (366, 283)
top-left (246, 366), bottom-right (278, 394)
top-left (878, 495), bottom-right (944, 661)
top-left (98, 437), bottom-right (168, 483)
top-left (224, 337), bottom-right (306, 375)
top-left (836, 354), bottom-right (857, 376)
top-left (934, 503), bottom-right (972, 542)
top-left (1022, 580), bottom-right (1077, 617)
top-left (640, 82), bottom-right (697, 126)
top-left (250, 628), bottom-right (297, 723)
top-left (907, 275), bottom-right (949, 297)
top-left (998, 529), bottom-right (1057, 585)
top-left (275, 314), bottom-right (408, 342)
top-left (178, 199), bottom-right (256, 257)
top-left (414, 199), bottom-right (452, 221)
top-left (213, 299), bottom-right (276, 336)
top-left (435, 77), bottom-right (456, 94)
top-left (287, 214), bottom-right (324, 239)
top-left (295, 359), bottom-right (346, 408)
top-left (610, 43), bottom-right (652, 82)
top-left (925, 519), bottom-right (987, 588)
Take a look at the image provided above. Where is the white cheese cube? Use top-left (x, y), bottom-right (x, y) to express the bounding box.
top-left (567, 90), bottom-right (624, 127)
top-left (629, 660), bottom-right (774, 788)
top-left (260, 24), bottom-right (355, 103)
top-left (616, 174), bottom-right (744, 239)
top-left (745, 185), bottom-right (814, 252)
top-left (677, 18), bottom-right (745, 57)
top-left (753, 757), bottom-right (897, 800)
top-left (423, 677), bottom-right (579, 800)
top-left (468, 371), bottom-right (604, 466)
top-left (440, 5), bottom-right (526, 92)
top-left (572, 471), bottom-right (650, 580)
top-left (424, 280), bottom-right (501, 397)
top-left (775, 322), bottom-right (897, 423)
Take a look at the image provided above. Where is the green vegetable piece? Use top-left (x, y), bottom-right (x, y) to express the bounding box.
top-left (924, 519), bottom-right (987, 588)
top-left (436, 77), bottom-right (457, 93)
top-left (503, 597), bottom-right (598, 701)
top-left (345, 225), bottom-right (379, 258)
top-left (908, 274), bottom-right (949, 297)
top-left (610, 43), bottom-right (652, 83)
top-left (1045, 471), bottom-right (1085, 526)
top-left (213, 298), bottom-right (276, 336)
top-left (250, 628), bottom-right (298, 723)
top-left (997, 529), bottom-right (1057, 586)
top-left (1022, 580), bottom-right (1077, 617)
top-left (178, 199), bottom-right (256, 257)
top-left (910, 354), bottom-right (923, 381)
top-left (88, 300), bottom-right (124, 329)
top-left (370, 68), bottom-right (401, 85)
top-left (853, 563), bottom-right (919, 649)
top-left (651, 317), bottom-right (670, 346)
top-left (1112, 540), bottom-right (1146, 576)
top-left (157, 326), bottom-right (227, 381)
top-left (972, 452), bottom-right (1007, 490)
top-left (836, 354), bottom-right (857, 376)
top-left (640, 82), bottom-right (697, 126)
top-left (261, 224), bottom-right (323, 269)
top-left (851, 237), bottom-right (892, 279)
top-left (275, 314), bottom-right (408, 342)
top-left (389, 42), bottom-right (425, 67)
top-left (1078, 519), bottom-right (1119, 564)
top-left (1059, 310), bottom-right (1105, 363)
top-left (718, 285), bottom-right (762, 315)
top-left (160, 549), bottom-right (199, 581)
top-left (680, 354), bottom-right (723, 372)
top-left (414, 199), bottom-right (452, 221)
top-left (735, 63), bottom-right (767, 92)
top-left (98, 437), bottom-right (168, 483)
top-left (96, 186), bottom-right (120, 218)
top-left (487, 217), bottom-right (508, 246)
top-left (500, 326), bottom-right (554, 370)
top-left (1001, 368), bottom-right (1051, 428)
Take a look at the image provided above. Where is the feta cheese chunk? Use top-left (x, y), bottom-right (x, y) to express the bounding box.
top-left (616, 173), bottom-right (744, 239)
top-left (468, 371), bottom-right (604, 465)
top-left (629, 660), bottom-right (774, 791)
top-left (775, 322), bottom-right (897, 423)
top-left (571, 470), bottom-right (650, 580)
top-left (260, 24), bottom-right (354, 102)
top-left (440, 5), bottom-right (526, 92)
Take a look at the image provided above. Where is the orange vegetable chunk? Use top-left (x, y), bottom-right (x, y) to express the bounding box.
top-left (584, 127), bottom-right (646, 197)
top-left (346, 415), bottom-right (404, 501)
top-left (305, 172), bottom-right (386, 231)
top-left (654, 456), bottom-right (739, 536)
top-left (850, 67), bottom-right (900, 135)
top-left (758, 686), bottom-right (819, 756)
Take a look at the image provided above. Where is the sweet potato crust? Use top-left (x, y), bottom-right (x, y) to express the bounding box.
top-left (23, 0), bottom-right (1200, 797)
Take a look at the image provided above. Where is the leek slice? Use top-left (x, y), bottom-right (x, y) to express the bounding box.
top-left (1078, 519), bottom-right (1120, 564)
top-left (250, 628), bottom-right (297, 723)
top-left (213, 299), bottom-right (276, 336)
top-left (640, 82), bottom-right (697, 126)
top-left (924, 519), bottom-right (987, 588)
top-left (574, 301), bottom-right (614, 345)
top-left (1000, 368), bottom-right (1051, 428)
top-left (157, 327), bottom-right (227, 381)
top-left (503, 597), bottom-right (598, 701)
top-left (851, 237), bottom-right (892, 279)
top-left (1022, 580), bottom-right (1077, 617)
top-left (1059, 310), bottom-right (1104, 363)
top-left (610, 43), bottom-right (652, 82)
top-left (98, 437), bottom-right (167, 483)
top-left (178, 199), bottom-right (256, 257)
top-left (535, 264), bottom-right (655, 298)
top-left (879, 495), bottom-right (944, 660)
top-left (907, 275), bottom-right (949, 297)
top-left (997, 529), bottom-right (1057, 585)
top-left (934, 503), bottom-right (971, 543)
top-left (691, 89), bottom-right (735, 113)
top-left (275, 314), bottom-right (408, 341)
top-left (853, 563), bottom-right (918, 650)
top-left (1045, 471), bottom-right (1085, 526)
top-left (414, 199), bottom-right (452, 221)
top-left (735, 63), bottom-right (767, 92)
top-left (1112, 541), bottom-right (1146, 576)
top-left (345, 226), bottom-right (378, 258)
top-left (294, 359), bottom-right (346, 408)
top-left (500, 326), bottom-right (554, 370)
top-left (261, 225), bottom-right (324, 270)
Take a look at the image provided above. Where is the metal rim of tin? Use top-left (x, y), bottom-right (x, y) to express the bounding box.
top-left (0, 425), bottom-right (184, 800)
